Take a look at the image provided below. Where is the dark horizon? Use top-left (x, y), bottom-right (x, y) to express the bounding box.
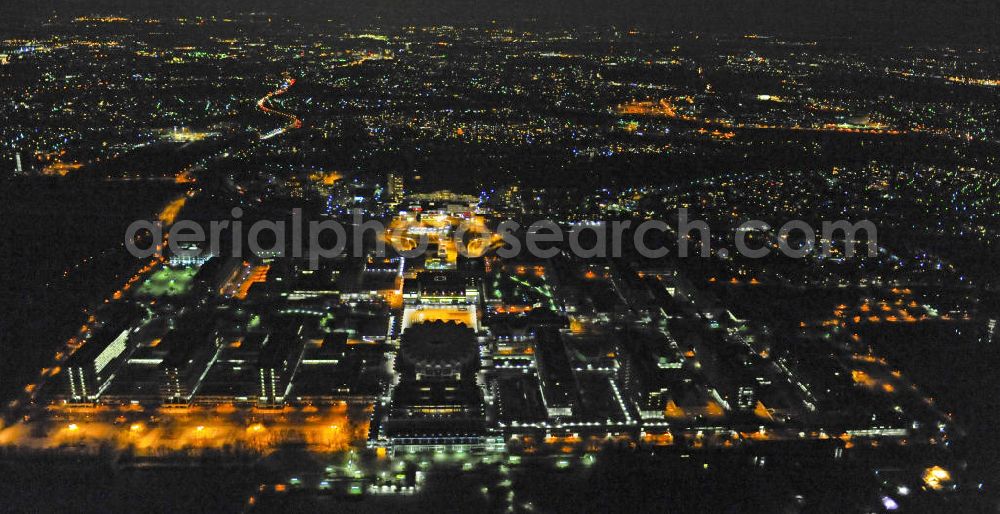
top-left (2, 0), bottom-right (998, 44)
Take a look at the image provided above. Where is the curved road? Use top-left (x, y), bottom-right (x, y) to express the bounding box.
top-left (257, 73), bottom-right (303, 140)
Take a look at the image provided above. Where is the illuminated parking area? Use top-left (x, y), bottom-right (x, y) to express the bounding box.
top-left (402, 306), bottom-right (477, 331)
top-left (0, 402), bottom-right (370, 454)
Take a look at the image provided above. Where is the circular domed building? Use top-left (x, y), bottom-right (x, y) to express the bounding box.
top-left (397, 320), bottom-right (478, 380)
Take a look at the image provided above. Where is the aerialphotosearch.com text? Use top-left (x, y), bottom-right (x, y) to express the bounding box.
top-left (125, 208), bottom-right (878, 268)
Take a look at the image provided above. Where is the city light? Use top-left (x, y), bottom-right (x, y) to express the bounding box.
top-left (0, 8), bottom-right (992, 511)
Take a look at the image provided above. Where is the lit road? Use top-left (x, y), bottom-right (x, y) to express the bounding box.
top-left (256, 73), bottom-right (303, 140)
top-left (255, 53), bottom-right (389, 141)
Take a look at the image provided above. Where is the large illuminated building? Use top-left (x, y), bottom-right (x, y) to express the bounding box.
top-left (256, 323), bottom-right (307, 407)
top-left (386, 173), bottom-right (404, 207)
top-left (159, 322), bottom-right (222, 405)
top-left (65, 323), bottom-right (134, 402)
top-left (375, 320), bottom-right (497, 452)
top-left (370, 263), bottom-right (495, 452)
